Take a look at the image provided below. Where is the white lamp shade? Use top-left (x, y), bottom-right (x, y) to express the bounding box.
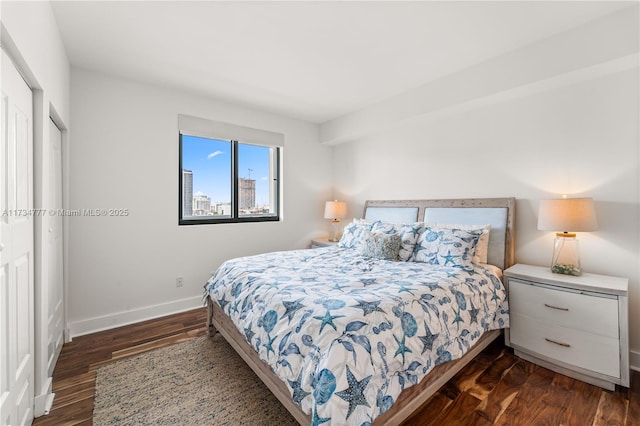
top-left (324, 200), bottom-right (347, 220)
top-left (537, 198), bottom-right (598, 232)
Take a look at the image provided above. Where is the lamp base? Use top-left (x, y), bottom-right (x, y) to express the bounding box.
top-left (550, 233), bottom-right (582, 276)
top-left (551, 263), bottom-right (582, 276)
top-left (329, 219), bottom-right (341, 242)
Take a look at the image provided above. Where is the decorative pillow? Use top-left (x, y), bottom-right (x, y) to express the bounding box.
top-left (412, 226), bottom-right (483, 270)
top-left (359, 231), bottom-right (401, 261)
top-left (428, 224), bottom-right (491, 264)
top-left (337, 219), bottom-right (375, 249)
top-left (370, 221), bottom-right (424, 262)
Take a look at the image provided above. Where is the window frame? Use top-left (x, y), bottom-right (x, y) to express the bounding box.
top-left (178, 133), bottom-right (281, 225)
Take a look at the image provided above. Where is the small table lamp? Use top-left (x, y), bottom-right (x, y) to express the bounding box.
top-left (324, 200), bottom-right (347, 242)
top-left (537, 197), bottom-right (598, 276)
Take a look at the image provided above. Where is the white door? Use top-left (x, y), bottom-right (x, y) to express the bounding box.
top-left (0, 49), bottom-right (35, 426)
top-left (46, 119), bottom-right (63, 376)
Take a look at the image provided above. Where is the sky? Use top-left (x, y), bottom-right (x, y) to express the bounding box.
top-left (181, 135), bottom-right (273, 206)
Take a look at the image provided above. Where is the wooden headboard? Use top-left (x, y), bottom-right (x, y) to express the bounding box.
top-left (363, 198), bottom-right (516, 270)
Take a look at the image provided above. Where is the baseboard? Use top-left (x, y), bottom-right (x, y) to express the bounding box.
top-left (631, 350), bottom-right (640, 372)
top-left (33, 377), bottom-right (54, 417)
top-left (68, 296), bottom-right (203, 338)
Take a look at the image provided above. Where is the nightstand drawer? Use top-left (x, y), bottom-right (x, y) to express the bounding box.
top-left (510, 313), bottom-right (620, 378)
top-left (509, 278), bottom-right (618, 338)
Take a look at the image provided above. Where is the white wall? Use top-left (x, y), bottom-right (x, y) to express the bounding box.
top-left (67, 68), bottom-right (333, 336)
top-left (329, 8), bottom-right (640, 364)
top-left (1, 1), bottom-right (70, 122)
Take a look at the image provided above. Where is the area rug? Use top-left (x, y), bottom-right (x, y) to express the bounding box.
top-left (93, 334), bottom-right (299, 425)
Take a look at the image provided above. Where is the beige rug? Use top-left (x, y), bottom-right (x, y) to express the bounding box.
top-left (93, 334), bottom-right (299, 425)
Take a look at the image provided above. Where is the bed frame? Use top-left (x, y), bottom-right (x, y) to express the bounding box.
top-left (206, 197), bottom-right (516, 425)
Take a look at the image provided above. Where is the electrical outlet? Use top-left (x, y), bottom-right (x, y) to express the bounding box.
top-left (176, 276), bottom-right (184, 287)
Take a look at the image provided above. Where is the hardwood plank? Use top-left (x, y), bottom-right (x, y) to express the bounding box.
top-left (467, 349), bottom-right (519, 400)
top-left (50, 385), bottom-right (95, 410)
top-left (52, 371), bottom-right (95, 393)
top-left (439, 341), bottom-right (503, 400)
top-left (431, 391), bottom-right (484, 426)
top-left (107, 332), bottom-right (200, 361)
top-left (493, 365), bottom-right (556, 425)
top-left (557, 375), bottom-right (603, 426)
top-left (459, 411), bottom-right (494, 426)
top-left (628, 370), bottom-right (640, 426)
top-left (533, 373), bottom-right (576, 424)
top-left (474, 360), bottom-right (531, 422)
top-left (34, 397), bottom-right (94, 426)
top-left (403, 392), bottom-right (453, 426)
top-left (594, 386), bottom-right (629, 426)
top-left (440, 358), bottom-right (487, 400)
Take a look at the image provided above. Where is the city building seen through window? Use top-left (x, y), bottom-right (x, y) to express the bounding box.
top-left (179, 133), bottom-right (280, 224)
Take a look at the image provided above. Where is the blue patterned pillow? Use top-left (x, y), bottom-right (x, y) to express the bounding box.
top-left (427, 223), bottom-right (491, 264)
top-left (412, 226), bottom-right (482, 270)
top-left (337, 219), bottom-right (375, 249)
top-left (359, 231), bottom-right (401, 260)
top-left (371, 221), bottom-right (424, 261)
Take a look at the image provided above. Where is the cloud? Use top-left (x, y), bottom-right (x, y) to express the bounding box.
top-left (261, 176), bottom-right (268, 181)
top-left (207, 150), bottom-right (224, 159)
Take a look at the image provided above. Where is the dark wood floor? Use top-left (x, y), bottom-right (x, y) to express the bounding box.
top-left (34, 307), bottom-right (638, 426)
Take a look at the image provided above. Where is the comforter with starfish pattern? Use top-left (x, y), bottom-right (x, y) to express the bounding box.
top-left (205, 247), bottom-right (508, 426)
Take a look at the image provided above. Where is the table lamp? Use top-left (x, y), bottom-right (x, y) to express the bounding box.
top-left (537, 197), bottom-right (598, 276)
top-left (324, 200), bottom-right (347, 242)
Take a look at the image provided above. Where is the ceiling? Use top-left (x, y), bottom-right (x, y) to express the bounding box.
top-left (50, 1), bottom-right (635, 124)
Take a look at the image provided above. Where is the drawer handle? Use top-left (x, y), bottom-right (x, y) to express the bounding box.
top-left (545, 338), bottom-right (571, 348)
top-left (544, 303), bottom-right (569, 311)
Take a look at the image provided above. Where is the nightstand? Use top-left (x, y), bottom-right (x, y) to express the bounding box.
top-left (504, 264), bottom-right (629, 390)
top-left (310, 237), bottom-right (338, 248)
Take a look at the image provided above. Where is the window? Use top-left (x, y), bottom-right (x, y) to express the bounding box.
top-left (178, 115), bottom-right (282, 225)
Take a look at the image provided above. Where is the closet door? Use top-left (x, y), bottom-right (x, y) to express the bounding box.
top-left (0, 49), bottom-right (35, 426)
top-left (46, 118), bottom-right (64, 376)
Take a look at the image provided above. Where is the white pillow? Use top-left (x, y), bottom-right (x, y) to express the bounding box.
top-left (427, 224), bottom-right (491, 264)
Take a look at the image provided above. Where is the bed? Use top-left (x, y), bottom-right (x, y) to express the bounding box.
top-left (205, 198), bottom-right (515, 425)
